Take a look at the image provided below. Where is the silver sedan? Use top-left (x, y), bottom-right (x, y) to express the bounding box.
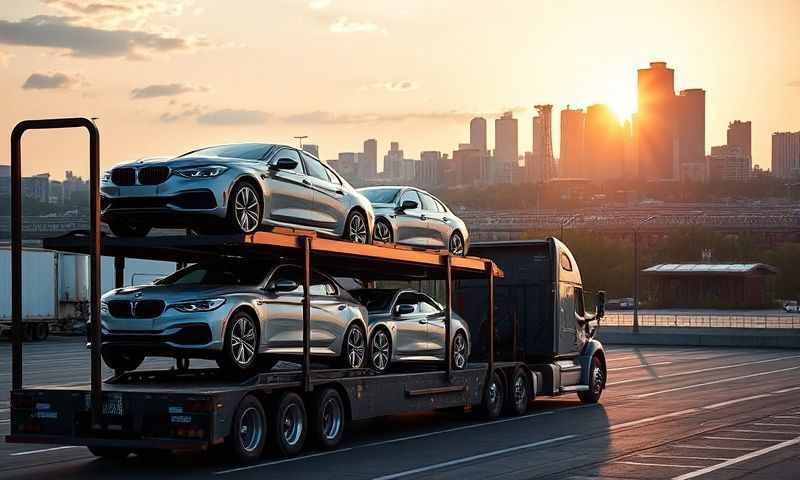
top-left (100, 261), bottom-right (369, 373)
top-left (101, 143), bottom-right (374, 243)
top-left (350, 288), bottom-right (471, 373)
top-left (357, 186), bottom-right (469, 255)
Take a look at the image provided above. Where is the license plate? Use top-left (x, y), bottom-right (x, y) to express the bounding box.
top-left (102, 395), bottom-right (125, 416)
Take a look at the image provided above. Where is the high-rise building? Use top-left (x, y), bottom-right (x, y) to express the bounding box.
top-left (560, 106), bottom-right (585, 178)
top-left (418, 151), bottom-right (442, 187)
top-left (708, 145), bottom-right (750, 181)
top-left (301, 144), bottom-right (319, 158)
top-left (361, 138), bottom-right (377, 178)
top-left (469, 117), bottom-right (487, 153)
top-left (531, 105), bottom-right (556, 182)
top-left (637, 61), bottom-right (676, 179)
top-left (772, 131), bottom-right (800, 179)
top-left (584, 104), bottom-right (625, 180)
top-left (383, 141), bottom-right (403, 179)
top-left (727, 121), bottom-right (752, 168)
top-left (676, 89), bottom-right (706, 180)
top-left (494, 112), bottom-right (518, 166)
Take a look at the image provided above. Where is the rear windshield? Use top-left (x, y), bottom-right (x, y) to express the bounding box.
top-left (350, 289), bottom-right (397, 313)
top-left (158, 262), bottom-right (272, 286)
top-left (180, 143), bottom-right (273, 160)
top-left (360, 188), bottom-right (400, 204)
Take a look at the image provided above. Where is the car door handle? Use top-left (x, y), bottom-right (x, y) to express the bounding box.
top-left (338, 304), bottom-right (347, 311)
top-left (302, 178), bottom-right (312, 186)
top-left (418, 319), bottom-right (428, 324)
top-left (442, 217), bottom-right (450, 223)
top-left (420, 215), bottom-right (427, 220)
top-left (335, 189), bottom-right (344, 195)
top-left (256, 300), bottom-right (268, 305)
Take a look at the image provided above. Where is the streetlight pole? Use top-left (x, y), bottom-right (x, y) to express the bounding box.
top-left (293, 135), bottom-right (308, 149)
top-left (633, 215), bottom-right (656, 333)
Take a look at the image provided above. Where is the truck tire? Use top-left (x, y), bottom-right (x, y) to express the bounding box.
top-left (35, 323), bottom-right (49, 341)
top-left (88, 446), bottom-right (131, 460)
top-left (505, 368), bottom-right (529, 416)
top-left (272, 392), bottom-right (307, 456)
top-left (102, 349), bottom-right (145, 372)
top-left (480, 371), bottom-right (504, 419)
top-left (311, 387), bottom-right (345, 449)
top-left (226, 394), bottom-right (267, 464)
top-left (578, 355), bottom-right (605, 404)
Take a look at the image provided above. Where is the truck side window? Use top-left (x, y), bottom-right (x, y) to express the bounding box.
top-left (574, 287), bottom-right (585, 317)
top-left (560, 253), bottom-right (573, 271)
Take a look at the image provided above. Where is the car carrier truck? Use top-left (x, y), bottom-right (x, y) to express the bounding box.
top-left (5, 117), bottom-right (607, 464)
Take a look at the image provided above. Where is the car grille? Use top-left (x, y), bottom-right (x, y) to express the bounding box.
top-left (111, 168), bottom-right (136, 186)
top-left (107, 300), bottom-right (165, 318)
top-left (138, 166), bottom-right (170, 185)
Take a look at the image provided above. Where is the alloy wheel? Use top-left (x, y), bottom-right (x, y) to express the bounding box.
top-left (238, 406), bottom-right (264, 453)
top-left (231, 316), bottom-right (257, 367)
top-left (449, 233), bottom-right (465, 256)
top-left (592, 363), bottom-right (604, 395)
top-left (374, 221), bottom-right (392, 243)
top-left (347, 213), bottom-right (368, 244)
top-left (514, 376), bottom-right (527, 405)
top-left (371, 330), bottom-right (391, 372)
top-left (346, 326), bottom-right (366, 368)
top-left (452, 333), bottom-right (467, 369)
top-left (234, 184), bottom-right (260, 233)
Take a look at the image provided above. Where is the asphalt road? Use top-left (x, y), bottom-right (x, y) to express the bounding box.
top-left (2, 337), bottom-right (800, 480)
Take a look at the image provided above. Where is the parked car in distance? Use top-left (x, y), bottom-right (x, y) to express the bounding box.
top-left (357, 186), bottom-right (469, 255)
top-left (606, 297), bottom-right (635, 310)
top-left (101, 143), bottom-right (374, 243)
top-left (784, 301), bottom-right (799, 313)
top-left (349, 288), bottom-right (470, 373)
top-left (100, 260), bottom-right (369, 373)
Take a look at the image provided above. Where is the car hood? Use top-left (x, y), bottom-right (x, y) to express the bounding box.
top-left (102, 284), bottom-right (254, 302)
top-left (111, 155), bottom-right (259, 170)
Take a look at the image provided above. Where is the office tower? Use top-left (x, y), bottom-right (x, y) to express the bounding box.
top-left (383, 142), bottom-right (403, 180)
top-left (361, 138), bottom-right (377, 178)
top-left (585, 104), bottom-right (625, 180)
top-left (301, 144), bottom-right (320, 158)
top-left (676, 89), bottom-right (706, 180)
top-left (560, 107), bottom-right (585, 178)
top-left (530, 105), bottom-right (555, 182)
top-left (637, 61), bottom-right (676, 179)
top-left (470, 117), bottom-right (487, 153)
top-left (419, 151), bottom-right (442, 187)
top-left (772, 131), bottom-right (800, 179)
top-left (727, 121), bottom-right (752, 170)
top-left (494, 112), bottom-right (518, 165)
top-left (708, 145), bottom-right (750, 181)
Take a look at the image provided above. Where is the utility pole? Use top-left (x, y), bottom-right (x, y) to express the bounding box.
top-left (633, 215), bottom-right (656, 333)
top-left (293, 135), bottom-right (308, 149)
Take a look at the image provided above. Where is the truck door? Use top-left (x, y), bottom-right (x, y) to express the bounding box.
top-left (557, 283), bottom-right (578, 355)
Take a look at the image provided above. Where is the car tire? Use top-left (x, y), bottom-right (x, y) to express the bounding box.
top-left (340, 322), bottom-right (367, 369)
top-left (373, 219), bottom-right (393, 244)
top-left (578, 355), bottom-right (605, 404)
top-left (344, 210), bottom-right (369, 244)
top-left (102, 349), bottom-right (145, 372)
top-left (88, 446), bottom-right (131, 460)
top-left (219, 310), bottom-right (259, 373)
top-left (311, 387), bottom-right (345, 450)
top-left (505, 368), bottom-right (530, 416)
top-left (109, 221), bottom-right (152, 238)
top-left (369, 328), bottom-right (392, 373)
top-left (226, 394), bottom-right (267, 464)
top-left (32, 323), bottom-right (49, 341)
top-left (451, 330), bottom-right (468, 370)
top-left (272, 392), bottom-right (307, 457)
top-left (480, 371), bottom-right (504, 419)
top-left (227, 181), bottom-right (262, 234)
top-left (448, 231), bottom-right (466, 256)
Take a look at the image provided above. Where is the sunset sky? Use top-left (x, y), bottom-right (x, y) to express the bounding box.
top-left (1, 0), bottom-right (798, 179)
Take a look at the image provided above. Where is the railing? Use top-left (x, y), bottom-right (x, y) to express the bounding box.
top-left (603, 312), bottom-right (800, 329)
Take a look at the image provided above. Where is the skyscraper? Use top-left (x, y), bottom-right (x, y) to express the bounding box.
top-left (560, 106), bottom-right (585, 178)
top-left (676, 89), bottom-right (706, 180)
top-left (494, 112), bottom-right (518, 184)
top-left (531, 105), bottom-right (556, 182)
top-left (727, 121), bottom-right (752, 169)
top-left (302, 144), bottom-right (319, 158)
top-left (419, 150), bottom-right (442, 187)
top-left (709, 145), bottom-right (749, 181)
top-left (469, 117), bottom-right (487, 153)
top-left (383, 142), bottom-right (404, 180)
top-left (637, 61), bottom-right (676, 179)
top-left (361, 138), bottom-right (377, 178)
top-left (585, 104), bottom-right (624, 180)
top-left (772, 131), bottom-right (800, 179)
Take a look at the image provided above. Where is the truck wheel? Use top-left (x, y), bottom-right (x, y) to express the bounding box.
top-left (578, 355), bottom-right (605, 404)
top-left (480, 371), bottom-right (504, 419)
top-left (32, 323), bottom-right (49, 341)
top-left (311, 387), bottom-right (345, 449)
top-left (226, 395), bottom-right (267, 464)
top-left (88, 446), bottom-right (131, 460)
top-left (102, 349), bottom-right (145, 372)
top-left (506, 368), bottom-right (529, 416)
top-left (452, 331), bottom-right (468, 369)
top-left (273, 392), bottom-right (307, 456)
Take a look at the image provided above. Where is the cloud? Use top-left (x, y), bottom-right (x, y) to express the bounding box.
top-left (160, 104), bottom-right (205, 123)
top-left (196, 109), bottom-right (270, 126)
top-left (283, 110), bottom-right (476, 125)
top-left (308, 0), bottom-right (331, 9)
top-left (21, 72), bottom-right (78, 89)
top-left (362, 80), bottom-right (420, 92)
top-left (41, 0), bottom-right (194, 30)
top-left (329, 16), bottom-right (384, 34)
top-left (131, 82), bottom-right (205, 99)
top-left (788, 80), bottom-right (800, 88)
top-left (0, 15), bottom-right (201, 59)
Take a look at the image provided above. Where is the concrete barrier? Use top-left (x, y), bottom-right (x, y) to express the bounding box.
top-left (598, 326), bottom-right (800, 349)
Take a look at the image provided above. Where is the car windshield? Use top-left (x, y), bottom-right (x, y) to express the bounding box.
top-left (360, 188), bottom-right (400, 204)
top-left (157, 262), bottom-right (272, 286)
top-left (350, 289), bottom-right (397, 313)
top-left (179, 143), bottom-right (273, 160)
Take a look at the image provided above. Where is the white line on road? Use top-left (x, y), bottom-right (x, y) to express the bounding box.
top-left (727, 429), bottom-right (800, 435)
top-left (608, 361), bottom-right (672, 372)
top-left (610, 409), bottom-right (697, 430)
top-left (10, 446), bottom-right (81, 456)
top-left (774, 415), bottom-right (800, 419)
top-left (370, 435), bottom-right (576, 480)
top-left (672, 445), bottom-right (755, 451)
top-left (634, 365), bottom-right (800, 398)
top-left (753, 422), bottom-right (800, 428)
top-left (215, 448), bottom-right (354, 475)
top-left (637, 454), bottom-right (731, 461)
top-left (616, 461), bottom-right (704, 468)
top-left (702, 394), bottom-right (771, 410)
top-left (771, 386), bottom-right (800, 394)
top-left (671, 435), bottom-right (800, 480)
top-left (703, 436), bottom-right (786, 442)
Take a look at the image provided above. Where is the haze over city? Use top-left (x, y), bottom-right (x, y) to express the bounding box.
top-left (1, 0), bottom-right (798, 179)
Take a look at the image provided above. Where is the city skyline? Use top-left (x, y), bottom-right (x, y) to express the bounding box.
top-left (0, 1), bottom-right (798, 179)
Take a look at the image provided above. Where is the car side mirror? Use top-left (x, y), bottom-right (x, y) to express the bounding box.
top-left (596, 290), bottom-right (606, 318)
top-left (271, 158), bottom-right (298, 171)
top-left (271, 279), bottom-right (299, 293)
top-left (397, 200), bottom-right (418, 212)
top-left (394, 304), bottom-right (415, 316)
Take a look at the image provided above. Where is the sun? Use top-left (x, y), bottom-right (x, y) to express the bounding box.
top-left (606, 89), bottom-right (637, 123)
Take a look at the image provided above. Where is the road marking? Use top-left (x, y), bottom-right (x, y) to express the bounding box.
top-left (637, 454), bottom-right (731, 461)
top-left (703, 436), bottom-right (785, 442)
top-left (702, 394), bottom-right (771, 410)
top-left (608, 361), bottom-right (672, 372)
top-left (608, 355), bottom-right (800, 386)
top-left (634, 365), bottom-right (800, 398)
top-left (771, 386), bottom-right (800, 394)
top-left (10, 446), bottom-right (81, 456)
top-left (728, 429), bottom-right (800, 435)
top-left (370, 435), bottom-right (576, 480)
top-left (753, 422), bottom-right (800, 428)
top-left (774, 415), bottom-right (800, 419)
top-left (671, 435), bottom-right (800, 480)
top-left (672, 445), bottom-right (755, 451)
top-left (616, 461), bottom-right (704, 468)
top-left (215, 448), bottom-right (354, 475)
top-left (610, 409), bottom-right (697, 430)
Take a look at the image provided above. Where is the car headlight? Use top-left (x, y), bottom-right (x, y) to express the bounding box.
top-left (101, 171), bottom-right (111, 182)
top-left (171, 298), bottom-right (226, 312)
top-left (174, 165), bottom-right (228, 178)
top-left (100, 301), bottom-right (109, 314)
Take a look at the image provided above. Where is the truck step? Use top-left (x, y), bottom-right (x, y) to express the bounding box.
top-left (561, 385), bottom-right (590, 392)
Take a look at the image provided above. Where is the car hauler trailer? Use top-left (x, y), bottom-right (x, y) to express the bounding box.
top-left (5, 118), bottom-right (607, 464)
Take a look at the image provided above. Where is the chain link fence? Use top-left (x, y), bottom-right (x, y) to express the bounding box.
top-left (603, 312), bottom-right (800, 329)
